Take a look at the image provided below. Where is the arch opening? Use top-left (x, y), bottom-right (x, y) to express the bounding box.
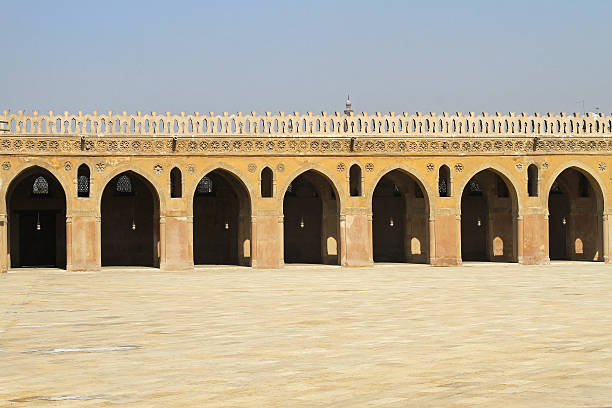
top-left (101, 171), bottom-right (160, 267)
top-left (548, 168), bottom-right (603, 261)
top-left (460, 170), bottom-right (518, 262)
top-left (372, 170), bottom-right (429, 263)
top-left (193, 169), bottom-right (252, 266)
top-left (7, 166), bottom-right (67, 268)
top-left (283, 170), bottom-right (340, 264)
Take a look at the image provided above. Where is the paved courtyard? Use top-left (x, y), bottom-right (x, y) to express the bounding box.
top-left (1, 263), bottom-right (611, 407)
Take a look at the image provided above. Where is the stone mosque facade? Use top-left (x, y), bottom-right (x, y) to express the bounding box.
top-left (0, 100), bottom-right (610, 272)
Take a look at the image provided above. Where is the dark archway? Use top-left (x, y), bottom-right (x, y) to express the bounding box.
top-left (548, 168), bottom-right (604, 261)
top-left (372, 170), bottom-right (429, 263)
top-left (283, 170), bottom-right (340, 264)
top-left (460, 170), bottom-right (518, 262)
top-left (101, 171), bottom-right (160, 267)
top-left (7, 166), bottom-right (67, 268)
top-left (193, 169), bottom-right (251, 266)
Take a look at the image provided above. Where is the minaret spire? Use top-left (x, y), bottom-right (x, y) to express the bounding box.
top-left (344, 94), bottom-right (353, 116)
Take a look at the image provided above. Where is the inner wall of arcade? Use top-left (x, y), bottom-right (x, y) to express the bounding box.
top-left (0, 111), bottom-right (611, 271)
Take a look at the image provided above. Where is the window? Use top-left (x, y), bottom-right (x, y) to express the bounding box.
top-left (196, 176), bottom-right (213, 195)
top-left (32, 176), bottom-right (49, 195)
top-left (527, 164), bottom-right (538, 197)
top-left (438, 165), bottom-right (450, 197)
top-left (468, 178), bottom-right (482, 196)
top-left (261, 167), bottom-right (273, 198)
top-left (170, 167), bottom-right (182, 198)
top-left (77, 164), bottom-right (90, 197)
top-left (349, 164), bottom-right (362, 196)
top-left (116, 174), bottom-right (132, 194)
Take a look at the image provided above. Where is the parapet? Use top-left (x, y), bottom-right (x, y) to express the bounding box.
top-left (2, 110), bottom-right (611, 137)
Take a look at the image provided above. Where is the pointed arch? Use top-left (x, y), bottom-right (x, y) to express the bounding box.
top-left (100, 170), bottom-right (161, 267)
top-left (192, 166), bottom-right (252, 266)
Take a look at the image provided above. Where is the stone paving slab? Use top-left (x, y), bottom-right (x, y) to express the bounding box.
top-left (0, 262), bottom-right (611, 407)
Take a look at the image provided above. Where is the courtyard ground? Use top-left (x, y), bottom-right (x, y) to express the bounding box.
top-left (0, 262), bottom-right (611, 407)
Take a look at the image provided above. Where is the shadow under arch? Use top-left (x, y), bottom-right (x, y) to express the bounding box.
top-left (277, 163), bottom-right (346, 215)
top-left (1, 160), bottom-right (72, 215)
top-left (94, 164), bottom-right (166, 217)
top-left (100, 170), bottom-right (161, 267)
top-left (545, 162), bottom-right (605, 261)
top-left (457, 165), bottom-right (520, 262)
top-left (5, 165), bottom-right (67, 268)
top-left (369, 165), bottom-right (432, 263)
top-left (281, 168), bottom-right (342, 265)
top-left (191, 167), bottom-right (252, 266)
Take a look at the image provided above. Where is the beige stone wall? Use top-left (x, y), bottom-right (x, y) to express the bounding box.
top-left (0, 110), bottom-right (611, 271)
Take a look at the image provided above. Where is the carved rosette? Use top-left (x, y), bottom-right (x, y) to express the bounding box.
top-left (153, 164), bottom-right (163, 175)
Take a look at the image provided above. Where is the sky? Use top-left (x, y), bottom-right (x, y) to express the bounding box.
top-left (2, 0), bottom-right (611, 115)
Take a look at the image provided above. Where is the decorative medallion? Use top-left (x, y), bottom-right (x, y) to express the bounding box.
top-left (64, 161), bottom-right (72, 171)
top-left (95, 162), bottom-right (106, 173)
top-left (153, 164), bottom-right (163, 175)
top-left (276, 163), bottom-right (285, 172)
top-left (426, 163), bottom-right (435, 173)
top-left (248, 163), bottom-right (257, 173)
top-left (186, 164), bottom-right (196, 175)
top-left (1, 161), bottom-right (10, 171)
top-left (542, 162), bottom-right (549, 170)
top-left (336, 163), bottom-right (346, 172)
top-left (598, 162), bottom-right (607, 172)
top-left (454, 163), bottom-right (464, 172)
top-left (515, 163), bottom-right (523, 171)
top-left (365, 163), bottom-right (374, 172)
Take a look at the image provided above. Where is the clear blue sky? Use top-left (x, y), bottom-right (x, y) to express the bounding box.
top-left (2, 0), bottom-right (611, 114)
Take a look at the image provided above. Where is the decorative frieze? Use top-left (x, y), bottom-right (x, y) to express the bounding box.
top-left (0, 136), bottom-right (610, 156)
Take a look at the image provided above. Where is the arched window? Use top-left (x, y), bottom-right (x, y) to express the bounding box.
top-left (468, 178), bottom-right (482, 196)
top-left (438, 165), bottom-right (450, 197)
top-left (77, 164), bottom-right (90, 198)
top-left (32, 176), bottom-right (49, 195)
top-left (527, 164), bottom-right (538, 197)
top-left (170, 167), bottom-right (182, 198)
top-left (349, 164), bottom-right (362, 196)
top-left (116, 174), bottom-right (132, 194)
top-left (261, 167), bottom-right (273, 197)
top-left (196, 176), bottom-right (213, 195)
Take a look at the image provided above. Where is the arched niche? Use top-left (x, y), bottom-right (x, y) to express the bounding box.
top-left (371, 169), bottom-right (429, 263)
top-left (460, 169), bottom-right (518, 262)
top-left (283, 170), bottom-right (340, 264)
top-left (6, 166), bottom-right (67, 268)
top-left (193, 169), bottom-right (252, 266)
top-left (100, 171), bottom-right (161, 267)
top-left (547, 167), bottom-right (604, 261)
